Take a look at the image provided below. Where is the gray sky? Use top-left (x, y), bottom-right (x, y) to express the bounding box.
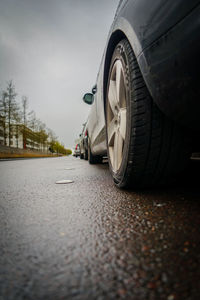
top-left (0, 0), bottom-right (119, 148)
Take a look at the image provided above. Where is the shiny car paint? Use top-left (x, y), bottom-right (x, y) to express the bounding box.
top-left (86, 0), bottom-right (200, 155)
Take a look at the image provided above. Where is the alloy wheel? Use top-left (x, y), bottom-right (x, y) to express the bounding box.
top-left (107, 59), bottom-right (127, 172)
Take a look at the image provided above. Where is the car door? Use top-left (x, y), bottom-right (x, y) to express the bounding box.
top-left (90, 62), bottom-right (107, 155)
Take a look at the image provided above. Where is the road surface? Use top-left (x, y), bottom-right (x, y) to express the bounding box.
top-left (0, 156), bottom-right (200, 299)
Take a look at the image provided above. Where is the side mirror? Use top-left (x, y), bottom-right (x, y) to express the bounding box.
top-left (92, 85), bottom-right (97, 94)
top-left (83, 93), bottom-right (94, 105)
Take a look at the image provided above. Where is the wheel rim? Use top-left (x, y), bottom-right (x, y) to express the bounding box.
top-left (107, 59), bottom-right (127, 172)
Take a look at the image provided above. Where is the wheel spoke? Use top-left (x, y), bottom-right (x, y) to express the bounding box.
top-left (108, 80), bottom-right (118, 115)
top-left (113, 133), bottom-right (118, 171)
top-left (113, 130), bottom-right (123, 171)
top-left (116, 60), bottom-right (122, 105)
top-left (117, 132), bottom-right (123, 167)
top-left (107, 117), bottom-right (116, 146)
top-left (119, 108), bottom-right (126, 140)
top-left (115, 60), bottom-right (126, 108)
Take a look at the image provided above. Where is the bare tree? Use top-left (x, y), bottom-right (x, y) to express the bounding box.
top-left (5, 81), bottom-right (18, 146)
top-left (21, 96), bottom-right (28, 148)
top-left (21, 96), bottom-right (28, 126)
top-left (28, 110), bottom-right (37, 149)
top-left (13, 108), bottom-right (21, 148)
top-left (29, 110), bottom-right (36, 130)
top-left (0, 91), bottom-right (8, 145)
top-left (47, 128), bottom-right (57, 153)
top-left (1, 80), bottom-right (65, 153)
top-left (38, 122), bottom-right (48, 152)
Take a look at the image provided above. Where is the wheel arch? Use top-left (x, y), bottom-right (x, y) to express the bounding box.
top-left (103, 20), bottom-right (142, 112)
top-left (103, 30), bottom-right (127, 111)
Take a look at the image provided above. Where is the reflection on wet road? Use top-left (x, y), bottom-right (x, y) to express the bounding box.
top-left (0, 156), bottom-right (200, 299)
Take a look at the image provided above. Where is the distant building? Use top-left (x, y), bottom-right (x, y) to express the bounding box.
top-left (6, 124), bottom-right (23, 149)
top-left (0, 122), bottom-right (49, 152)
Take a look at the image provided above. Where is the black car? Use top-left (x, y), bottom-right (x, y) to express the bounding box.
top-left (83, 0), bottom-right (200, 188)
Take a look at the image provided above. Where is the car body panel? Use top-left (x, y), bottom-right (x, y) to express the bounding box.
top-left (86, 0), bottom-right (200, 155)
top-left (114, 0), bottom-right (200, 56)
top-left (87, 93), bottom-right (98, 146)
top-left (138, 5), bottom-right (200, 128)
top-left (86, 63), bottom-right (107, 155)
top-left (79, 122), bottom-right (88, 156)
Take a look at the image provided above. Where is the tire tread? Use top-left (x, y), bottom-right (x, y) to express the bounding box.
top-left (108, 39), bottom-right (191, 188)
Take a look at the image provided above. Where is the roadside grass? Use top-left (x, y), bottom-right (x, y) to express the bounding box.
top-left (0, 153), bottom-right (64, 159)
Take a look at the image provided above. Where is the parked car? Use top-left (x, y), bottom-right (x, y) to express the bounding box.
top-left (79, 122), bottom-right (88, 160)
top-left (83, 0), bottom-right (200, 188)
top-left (73, 144), bottom-right (81, 158)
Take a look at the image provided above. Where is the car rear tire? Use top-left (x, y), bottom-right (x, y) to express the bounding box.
top-left (106, 39), bottom-right (191, 188)
top-left (88, 141), bottom-right (102, 164)
top-left (84, 149), bottom-right (88, 160)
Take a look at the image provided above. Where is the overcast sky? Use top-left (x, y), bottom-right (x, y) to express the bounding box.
top-left (0, 0), bottom-right (119, 148)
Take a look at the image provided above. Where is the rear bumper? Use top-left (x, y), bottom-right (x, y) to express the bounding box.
top-left (138, 4), bottom-right (200, 130)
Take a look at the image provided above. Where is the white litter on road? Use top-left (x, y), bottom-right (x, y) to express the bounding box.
top-left (153, 201), bottom-right (166, 207)
top-left (55, 180), bottom-right (74, 184)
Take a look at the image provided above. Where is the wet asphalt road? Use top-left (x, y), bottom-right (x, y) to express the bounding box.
top-left (0, 156), bottom-right (200, 300)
